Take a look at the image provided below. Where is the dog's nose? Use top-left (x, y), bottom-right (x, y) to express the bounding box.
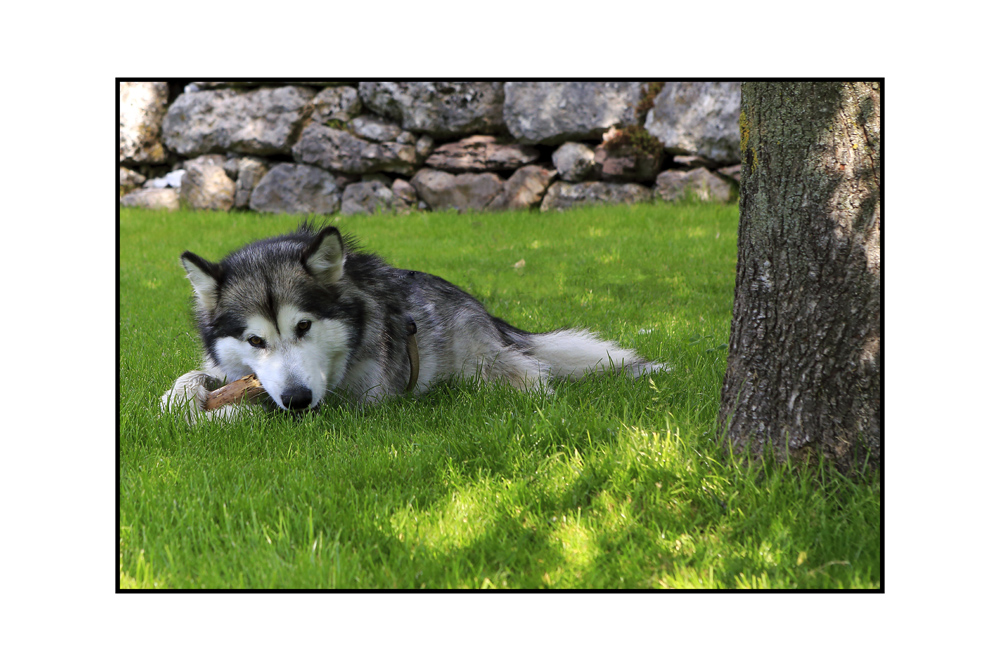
top-left (280, 386), bottom-right (313, 411)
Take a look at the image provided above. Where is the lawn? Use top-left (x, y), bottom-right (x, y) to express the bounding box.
top-left (119, 201), bottom-right (880, 589)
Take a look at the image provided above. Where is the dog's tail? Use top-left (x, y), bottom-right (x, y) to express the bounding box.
top-left (502, 323), bottom-right (669, 380)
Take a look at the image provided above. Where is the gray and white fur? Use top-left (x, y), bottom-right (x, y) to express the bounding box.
top-left (161, 223), bottom-right (667, 422)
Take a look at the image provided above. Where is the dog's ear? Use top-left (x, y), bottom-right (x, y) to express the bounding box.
top-left (180, 251), bottom-right (222, 312)
top-left (302, 226), bottom-right (345, 285)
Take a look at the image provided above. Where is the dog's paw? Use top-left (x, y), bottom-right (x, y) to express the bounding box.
top-left (161, 371), bottom-right (248, 424)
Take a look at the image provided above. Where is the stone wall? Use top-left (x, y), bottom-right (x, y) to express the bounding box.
top-left (119, 81), bottom-right (741, 216)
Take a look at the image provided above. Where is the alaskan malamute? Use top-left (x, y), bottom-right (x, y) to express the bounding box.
top-left (161, 223), bottom-right (667, 421)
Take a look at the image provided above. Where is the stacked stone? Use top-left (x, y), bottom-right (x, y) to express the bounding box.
top-left (119, 81), bottom-right (741, 215)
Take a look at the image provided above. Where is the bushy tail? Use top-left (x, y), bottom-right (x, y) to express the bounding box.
top-left (526, 329), bottom-right (669, 380)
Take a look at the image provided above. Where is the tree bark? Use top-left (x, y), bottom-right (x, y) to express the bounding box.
top-left (718, 82), bottom-right (881, 473)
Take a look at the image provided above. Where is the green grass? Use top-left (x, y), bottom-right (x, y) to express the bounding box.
top-left (119, 202), bottom-right (880, 589)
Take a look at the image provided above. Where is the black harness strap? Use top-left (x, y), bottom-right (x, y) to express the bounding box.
top-left (404, 316), bottom-right (419, 393)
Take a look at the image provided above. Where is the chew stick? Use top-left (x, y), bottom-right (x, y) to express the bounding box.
top-left (205, 374), bottom-right (266, 411)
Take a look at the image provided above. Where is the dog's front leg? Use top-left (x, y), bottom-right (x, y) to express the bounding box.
top-left (160, 370), bottom-right (255, 424)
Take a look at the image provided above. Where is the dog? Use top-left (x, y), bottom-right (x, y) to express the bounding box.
top-left (161, 222), bottom-right (667, 421)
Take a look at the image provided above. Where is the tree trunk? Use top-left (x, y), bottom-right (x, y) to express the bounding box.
top-left (718, 82), bottom-right (881, 473)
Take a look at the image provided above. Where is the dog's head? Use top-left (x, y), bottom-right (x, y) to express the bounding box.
top-left (180, 226), bottom-right (353, 410)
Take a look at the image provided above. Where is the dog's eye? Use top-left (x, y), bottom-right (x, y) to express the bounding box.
top-left (247, 335), bottom-right (265, 348)
top-left (296, 320), bottom-right (312, 336)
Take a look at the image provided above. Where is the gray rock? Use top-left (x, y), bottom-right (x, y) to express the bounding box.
top-left (341, 180), bottom-right (396, 215)
top-left (310, 86), bottom-right (362, 125)
top-left (163, 86), bottom-right (315, 157)
top-left (183, 153), bottom-right (226, 169)
top-left (234, 157), bottom-right (270, 210)
top-left (425, 135), bottom-right (539, 173)
top-left (120, 187), bottom-right (180, 211)
top-left (645, 82), bottom-right (741, 165)
top-left (410, 168), bottom-right (504, 212)
top-left (552, 142), bottom-right (596, 182)
top-left (292, 123), bottom-right (423, 175)
top-left (391, 178), bottom-right (419, 210)
top-left (350, 115), bottom-right (405, 143)
top-left (358, 82), bottom-right (506, 139)
top-left (653, 167), bottom-right (734, 202)
top-left (222, 157), bottom-right (241, 180)
top-left (119, 166), bottom-right (146, 196)
top-left (416, 135), bottom-right (435, 161)
top-left (539, 181), bottom-right (652, 212)
top-left (120, 82), bottom-right (169, 164)
top-left (593, 145), bottom-right (663, 183)
top-left (718, 164), bottom-right (741, 183)
top-left (504, 82), bottom-right (643, 145)
top-left (488, 166), bottom-right (558, 211)
top-left (249, 163), bottom-right (341, 214)
top-left (179, 156), bottom-right (235, 211)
